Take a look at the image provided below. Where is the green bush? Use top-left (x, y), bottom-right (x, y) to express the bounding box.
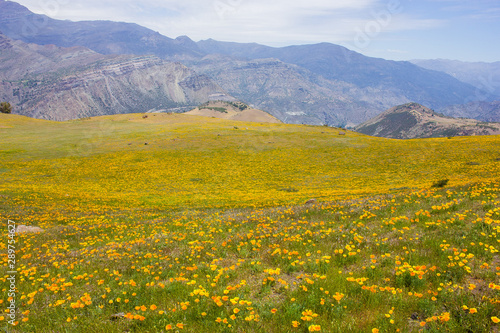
top-left (431, 178), bottom-right (449, 188)
top-left (202, 106), bottom-right (227, 113)
top-left (0, 102), bottom-right (12, 114)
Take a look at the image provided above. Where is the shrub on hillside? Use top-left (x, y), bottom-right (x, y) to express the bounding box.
top-left (431, 178), bottom-right (449, 188)
top-left (0, 102), bottom-right (12, 114)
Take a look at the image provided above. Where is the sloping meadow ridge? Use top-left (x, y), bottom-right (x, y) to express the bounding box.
top-left (0, 114), bottom-right (499, 332)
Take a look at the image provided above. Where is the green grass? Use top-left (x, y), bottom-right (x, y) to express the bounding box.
top-left (202, 107), bottom-right (228, 113)
top-left (0, 113), bottom-right (499, 332)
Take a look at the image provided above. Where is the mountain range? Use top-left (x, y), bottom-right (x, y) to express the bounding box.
top-left (0, 32), bottom-right (231, 120)
top-left (0, 0), bottom-right (201, 59)
top-left (0, 0), bottom-right (499, 125)
top-left (410, 59), bottom-right (500, 98)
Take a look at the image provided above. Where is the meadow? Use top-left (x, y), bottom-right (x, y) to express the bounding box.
top-left (0, 113), bottom-right (499, 332)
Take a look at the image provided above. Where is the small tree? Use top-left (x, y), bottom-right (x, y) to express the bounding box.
top-left (0, 102), bottom-right (12, 114)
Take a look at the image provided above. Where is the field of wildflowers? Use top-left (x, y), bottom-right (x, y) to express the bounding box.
top-left (0, 113), bottom-right (499, 332)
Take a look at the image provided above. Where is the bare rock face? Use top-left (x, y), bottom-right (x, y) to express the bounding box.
top-left (16, 225), bottom-right (44, 234)
top-left (0, 32), bottom-right (106, 80)
top-left (0, 33), bottom-right (232, 121)
top-left (187, 56), bottom-right (388, 127)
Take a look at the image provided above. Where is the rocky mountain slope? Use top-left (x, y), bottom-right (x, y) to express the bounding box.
top-left (411, 59), bottom-right (500, 97)
top-left (440, 101), bottom-right (500, 123)
top-left (1, 0), bottom-right (493, 126)
top-left (196, 40), bottom-right (484, 111)
top-left (410, 59), bottom-right (500, 122)
top-left (0, 31), bottom-right (107, 80)
top-left (185, 100), bottom-right (281, 124)
top-left (0, 33), bottom-right (231, 120)
top-left (187, 55), bottom-right (405, 126)
top-left (354, 102), bottom-right (500, 139)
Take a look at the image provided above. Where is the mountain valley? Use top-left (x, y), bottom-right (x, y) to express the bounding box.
top-left (1, 0), bottom-right (499, 126)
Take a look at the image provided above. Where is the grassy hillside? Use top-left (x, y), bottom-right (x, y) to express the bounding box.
top-left (0, 113), bottom-right (499, 332)
top-left (185, 101), bottom-right (281, 124)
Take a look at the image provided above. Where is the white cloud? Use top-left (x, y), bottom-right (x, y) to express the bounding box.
top-left (386, 49), bottom-right (409, 54)
top-left (11, 0), bottom-right (445, 46)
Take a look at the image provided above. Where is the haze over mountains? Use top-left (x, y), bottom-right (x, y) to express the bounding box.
top-left (0, 0), bottom-right (499, 125)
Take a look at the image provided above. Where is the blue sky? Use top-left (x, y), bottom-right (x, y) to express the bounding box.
top-left (12, 0), bottom-right (500, 62)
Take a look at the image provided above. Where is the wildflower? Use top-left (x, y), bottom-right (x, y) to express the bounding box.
top-left (308, 325), bottom-right (321, 332)
top-left (301, 309), bottom-right (319, 321)
top-left (439, 312), bottom-right (450, 322)
top-left (492, 317), bottom-right (500, 323)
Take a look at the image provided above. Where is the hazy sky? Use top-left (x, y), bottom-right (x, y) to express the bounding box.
top-left (12, 0), bottom-right (500, 62)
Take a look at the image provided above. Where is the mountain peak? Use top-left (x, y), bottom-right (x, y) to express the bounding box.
top-left (0, 0), bottom-right (33, 19)
top-left (174, 35), bottom-right (199, 50)
top-left (0, 2), bottom-right (201, 57)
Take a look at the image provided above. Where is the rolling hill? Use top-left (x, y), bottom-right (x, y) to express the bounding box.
top-left (354, 102), bottom-right (500, 139)
top-left (185, 100), bottom-right (281, 124)
top-left (1, 1), bottom-right (499, 331)
top-left (1, 113), bottom-right (499, 332)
